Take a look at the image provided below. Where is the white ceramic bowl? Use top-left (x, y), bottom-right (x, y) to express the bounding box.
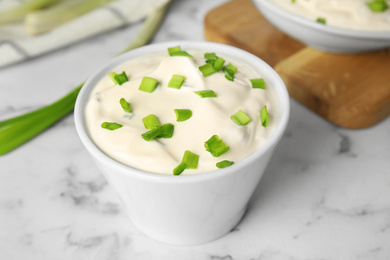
top-left (74, 41), bottom-right (290, 245)
top-left (252, 0), bottom-right (390, 53)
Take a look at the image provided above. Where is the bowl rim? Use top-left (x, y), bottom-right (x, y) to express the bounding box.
top-left (252, 0), bottom-right (390, 40)
top-left (74, 40), bottom-right (290, 183)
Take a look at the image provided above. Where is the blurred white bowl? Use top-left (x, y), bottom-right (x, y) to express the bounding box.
top-left (252, 0), bottom-right (390, 53)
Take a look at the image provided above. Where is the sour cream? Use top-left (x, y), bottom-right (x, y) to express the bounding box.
top-left (84, 50), bottom-right (277, 174)
top-left (268, 0), bottom-right (390, 31)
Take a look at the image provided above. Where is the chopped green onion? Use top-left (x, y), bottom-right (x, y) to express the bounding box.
top-left (141, 127), bottom-right (161, 141)
top-left (173, 150), bottom-right (199, 175)
top-left (231, 109), bottom-right (251, 126)
top-left (141, 117), bottom-right (174, 140)
top-left (182, 150), bottom-right (199, 169)
top-left (213, 57), bottom-right (225, 71)
top-left (224, 63), bottom-right (237, 81)
top-left (250, 78), bottom-right (266, 89)
top-left (216, 160), bottom-right (234, 168)
top-left (168, 46), bottom-right (181, 55)
top-left (260, 105), bottom-right (269, 127)
top-left (174, 109), bottom-right (192, 122)
top-left (204, 52), bottom-right (217, 63)
top-left (367, 0), bottom-right (389, 12)
top-left (142, 114), bottom-right (160, 129)
top-left (173, 163), bottom-right (187, 175)
top-left (316, 17), bottom-right (326, 24)
top-left (108, 71), bottom-right (128, 85)
top-left (168, 74), bottom-right (185, 89)
top-left (119, 98), bottom-right (132, 113)
top-left (194, 90), bottom-right (217, 98)
top-left (158, 123), bottom-right (174, 138)
top-left (139, 77), bottom-right (158, 93)
top-left (199, 63), bottom-right (217, 77)
top-left (204, 135), bottom-right (230, 157)
top-left (170, 51), bottom-right (193, 58)
top-left (101, 122), bottom-right (123, 130)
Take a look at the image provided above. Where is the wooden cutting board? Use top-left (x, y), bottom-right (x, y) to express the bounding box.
top-left (204, 0), bottom-right (390, 129)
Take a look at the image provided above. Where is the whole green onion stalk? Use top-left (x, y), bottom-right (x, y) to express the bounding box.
top-left (0, 2), bottom-right (170, 156)
top-left (25, 0), bottom-right (116, 35)
top-left (0, 0), bottom-right (61, 25)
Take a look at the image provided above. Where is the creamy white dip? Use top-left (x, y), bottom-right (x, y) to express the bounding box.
top-left (85, 50), bottom-right (277, 174)
top-left (268, 0), bottom-right (390, 31)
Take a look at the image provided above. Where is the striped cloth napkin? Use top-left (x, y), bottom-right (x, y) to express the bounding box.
top-left (0, 0), bottom-right (168, 68)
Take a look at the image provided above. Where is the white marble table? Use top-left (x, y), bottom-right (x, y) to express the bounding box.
top-left (1, 0), bottom-right (390, 259)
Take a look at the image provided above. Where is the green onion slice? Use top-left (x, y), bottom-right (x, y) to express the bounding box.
top-left (168, 74), bottom-right (185, 89)
top-left (182, 150), bottom-right (199, 169)
top-left (260, 105), bottom-right (269, 127)
top-left (173, 150), bottom-right (199, 175)
top-left (108, 71), bottom-right (128, 85)
top-left (204, 135), bottom-right (230, 157)
top-left (142, 114), bottom-right (160, 129)
top-left (250, 78), bottom-right (266, 89)
top-left (170, 51), bottom-right (193, 58)
top-left (231, 109), bottom-right (251, 126)
top-left (158, 123), bottom-right (174, 138)
top-left (139, 77), bottom-right (158, 93)
top-left (199, 63), bottom-right (217, 77)
top-left (168, 46), bottom-right (181, 55)
top-left (367, 0), bottom-right (389, 12)
top-left (101, 122), bottom-right (123, 130)
top-left (173, 163), bottom-right (187, 175)
top-left (119, 98), bottom-right (132, 113)
top-left (142, 127), bottom-right (161, 141)
top-left (213, 57), bottom-right (225, 71)
top-left (204, 52), bottom-right (217, 63)
top-left (216, 160), bottom-right (234, 168)
top-left (316, 17), bottom-right (326, 24)
top-left (174, 109), bottom-right (192, 122)
top-left (194, 90), bottom-right (217, 98)
top-left (224, 63), bottom-right (237, 81)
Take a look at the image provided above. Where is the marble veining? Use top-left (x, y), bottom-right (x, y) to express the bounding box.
top-left (1, 0), bottom-right (390, 259)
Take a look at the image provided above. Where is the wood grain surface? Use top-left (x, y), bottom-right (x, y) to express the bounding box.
top-left (204, 0), bottom-right (390, 129)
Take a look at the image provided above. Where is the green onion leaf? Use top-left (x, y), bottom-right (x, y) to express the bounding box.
top-left (173, 163), bottom-right (187, 175)
top-left (224, 63), bottom-right (237, 81)
top-left (109, 71), bottom-right (128, 85)
top-left (213, 57), bottom-right (225, 71)
top-left (139, 76), bottom-right (158, 93)
top-left (250, 78), bottom-right (266, 89)
top-left (158, 123), bottom-right (174, 138)
top-left (216, 160), bottom-right (234, 168)
top-left (231, 109), bottom-right (251, 126)
top-left (119, 98), bottom-right (132, 113)
top-left (199, 63), bottom-right (217, 77)
top-left (204, 135), bottom-right (230, 157)
top-left (260, 105), bottom-right (269, 127)
top-left (194, 90), bottom-right (217, 98)
top-left (141, 127), bottom-right (161, 141)
top-left (367, 0), bottom-right (389, 12)
top-left (142, 114), bottom-right (160, 129)
top-left (168, 46), bottom-right (181, 55)
top-left (101, 122), bottom-right (123, 130)
top-left (174, 109), bottom-right (192, 122)
top-left (316, 17), bottom-right (326, 24)
top-left (168, 74), bottom-right (185, 89)
top-left (170, 51), bottom-right (193, 58)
